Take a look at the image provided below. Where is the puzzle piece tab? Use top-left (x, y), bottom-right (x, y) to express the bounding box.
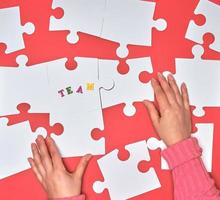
top-left (50, 0), bottom-right (106, 43)
top-left (0, 118), bottom-right (47, 179)
top-left (185, 0), bottom-right (220, 52)
top-left (164, 45), bottom-right (220, 116)
top-left (147, 123), bottom-right (214, 172)
top-left (0, 6), bottom-right (35, 53)
top-left (93, 140), bottom-right (161, 200)
top-left (99, 57), bottom-right (154, 116)
top-left (101, 0), bottom-right (167, 57)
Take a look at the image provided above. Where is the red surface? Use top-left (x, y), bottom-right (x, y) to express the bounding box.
top-left (0, 0), bottom-right (220, 199)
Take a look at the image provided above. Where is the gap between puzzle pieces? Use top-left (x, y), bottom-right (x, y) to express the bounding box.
top-left (0, 103), bottom-right (63, 136)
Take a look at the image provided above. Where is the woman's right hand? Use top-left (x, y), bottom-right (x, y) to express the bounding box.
top-left (144, 73), bottom-right (192, 146)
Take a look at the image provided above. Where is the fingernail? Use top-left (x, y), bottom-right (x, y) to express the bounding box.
top-left (151, 78), bottom-right (156, 84)
top-left (31, 143), bottom-right (35, 149)
top-left (182, 82), bottom-right (187, 89)
top-left (168, 74), bottom-right (174, 81)
top-left (157, 72), bottom-right (162, 78)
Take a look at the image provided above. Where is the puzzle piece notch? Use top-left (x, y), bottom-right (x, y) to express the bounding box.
top-left (93, 140), bottom-right (161, 200)
top-left (0, 118), bottom-right (47, 179)
top-left (163, 44), bottom-right (220, 117)
top-left (99, 57), bottom-right (154, 116)
top-left (147, 123), bottom-right (214, 172)
top-left (0, 6), bottom-right (35, 54)
top-left (185, 0), bottom-right (220, 52)
top-left (102, 0), bottom-right (167, 58)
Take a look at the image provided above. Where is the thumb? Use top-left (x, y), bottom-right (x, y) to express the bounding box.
top-left (74, 154), bottom-right (92, 180)
top-left (143, 100), bottom-right (160, 128)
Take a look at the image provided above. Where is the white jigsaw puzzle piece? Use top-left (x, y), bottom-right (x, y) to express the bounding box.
top-left (147, 123), bottom-right (214, 172)
top-left (0, 6), bottom-right (35, 53)
top-left (47, 57), bottom-right (114, 119)
top-left (99, 57), bottom-right (154, 116)
top-left (51, 109), bottom-right (106, 157)
top-left (47, 57), bottom-right (114, 157)
top-left (185, 0), bottom-right (220, 52)
top-left (0, 118), bottom-right (47, 179)
top-left (102, 0), bottom-right (167, 57)
top-left (164, 45), bottom-right (220, 116)
top-left (49, 0), bottom-right (106, 43)
top-left (93, 140), bottom-right (161, 200)
top-left (0, 55), bottom-right (51, 115)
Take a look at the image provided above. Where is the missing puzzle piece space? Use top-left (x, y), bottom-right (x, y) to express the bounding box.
top-left (99, 57), bottom-right (153, 117)
top-left (0, 118), bottom-right (47, 180)
top-left (147, 123), bottom-right (214, 172)
top-left (0, 6), bottom-right (35, 54)
top-left (163, 45), bottom-right (220, 117)
top-left (101, 0), bottom-right (167, 58)
top-left (93, 140), bottom-right (161, 200)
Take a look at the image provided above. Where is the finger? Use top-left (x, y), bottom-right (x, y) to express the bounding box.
top-left (143, 100), bottom-right (160, 129)
top-left (151, 78), bottom-right (169, 112)
top-left (74, 154), bottom-right (92, 180)
top-left (181, 83), bottom-right (190, 110)
top-left (157, 73), bottom-right (178, 105)
top-left (35, 135), bottom-right (53, 172)
top-left (167, 74), bottom-right (183, 105)
top-left (28, 157), bottom-right (43, 183)
top-left (45, 136), bottom-right (65, 170)
top-left (31, 143), bottom-right (46, 177)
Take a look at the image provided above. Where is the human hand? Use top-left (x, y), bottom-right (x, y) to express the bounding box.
top-left (28, 135), bottom-right (92, 199)
top-left (144, 73), bottom-right (192, 146)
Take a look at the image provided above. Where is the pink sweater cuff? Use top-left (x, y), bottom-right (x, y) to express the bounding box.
top-left (51, 194), bottom-right (85, 200)
top-left (161, 137), bottom-right (202, 169)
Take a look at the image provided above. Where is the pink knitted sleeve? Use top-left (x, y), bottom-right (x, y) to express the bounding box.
top-left (51, 194), bottom-right (85, 200)
top-left (162, 137), bottom-right (220, 200)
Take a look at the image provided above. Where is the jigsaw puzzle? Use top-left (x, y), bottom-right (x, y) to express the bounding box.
top-left (50, 0), bottom-right (106, 44)
top-left (47, 57), bottom-right (114, 157)
top-left (0, 6), bottom-right (35, 53)
top-left (0, 55), bottom-right (51, 115)
top-left (101, 0), bottom-right (167, 58)
top-left (99, 57), bottom-right (154, 116)
top-left (0, 118), bottom-right (47, 179)
top-left (147, 123), bottom-right (214, 172)
top-left (185, 0), bottom-right (220, 52)
top-left (164, 45), bottom-right (220, 116)
top-left (93, 140), bottom-right (161, 200)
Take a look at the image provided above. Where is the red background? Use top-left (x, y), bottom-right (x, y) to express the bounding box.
top-left (0, 0), bottom-right (220, 199)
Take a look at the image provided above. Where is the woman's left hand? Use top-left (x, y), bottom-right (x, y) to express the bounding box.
top-left (28, 135), bottom-right (92, 199)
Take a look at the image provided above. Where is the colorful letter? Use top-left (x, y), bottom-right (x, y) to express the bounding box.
top-left (58, 89), bottom-right (65, 97)
top-left (86, 83), bottom-right (95, 91)
top-left (76, 86), bottom-right (83, 94)
top-left (66, 86), bottom-right (73, 95)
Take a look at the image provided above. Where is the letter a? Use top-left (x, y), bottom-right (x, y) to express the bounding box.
top-left (76, 86), bottom-right (83, 94)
